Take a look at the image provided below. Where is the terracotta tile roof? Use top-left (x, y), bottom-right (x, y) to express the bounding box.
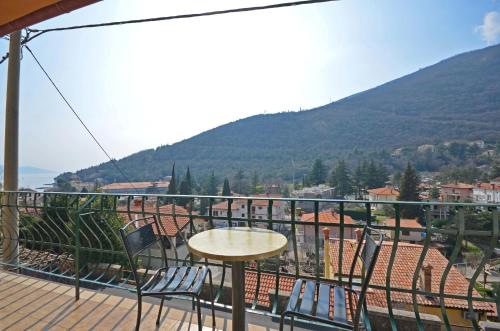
top-left (328, 239), bottom-right (494, 312)
top-left (119, 203), bottom-right (190, 237)
top-left (102, 181), bottom-right (169, 190)
top-left (440, 183), bottom-right (474, 189)
top-left (382, 218), bottom-right (422, 228)
top-left (301, 210), bottom-right (355, 224)
top-left (244, 271), bottom-right (295, 307)
top-left (475, 183), bottom-right (499, 190)
top-left (367, 187), bottom-right (400, 196)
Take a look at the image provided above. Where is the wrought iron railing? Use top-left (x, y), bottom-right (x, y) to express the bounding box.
top-left (0, 190), bottom-right (498, 330)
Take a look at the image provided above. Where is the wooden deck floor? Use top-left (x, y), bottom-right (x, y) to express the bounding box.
top-left (0, 271), bottom-right (294, 331)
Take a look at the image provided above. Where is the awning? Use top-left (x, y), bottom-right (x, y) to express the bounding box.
top-left (0, 0), bottom-right (100, 37)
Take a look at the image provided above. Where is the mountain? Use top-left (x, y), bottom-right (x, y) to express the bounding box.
top-left (0, 166), bottom-right (57, 174)
top-left (60, 44), bottom-right (500, 183)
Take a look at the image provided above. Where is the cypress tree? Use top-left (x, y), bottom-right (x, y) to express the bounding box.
top-left (251, 171), bottom-right (259, 195)
top-left (398, 162), bottom-right (421, 218)
top-left (222, 178), bottom-right (231, 196)
top-left (167, 163), bottom-right (177, 195)
top-left (309, 159), bottom-right (327, 185)
top-left (329, 160), bottom-right (353, 197)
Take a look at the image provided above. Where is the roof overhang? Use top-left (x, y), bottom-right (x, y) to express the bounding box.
top-left (0, 0), bottom-right (100, 37)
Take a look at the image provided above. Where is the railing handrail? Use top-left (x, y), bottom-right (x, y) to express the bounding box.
top-left (2, 190), bottom-right (500, 208)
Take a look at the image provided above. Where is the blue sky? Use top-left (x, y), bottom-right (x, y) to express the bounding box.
top-left (0, 0), bottom-right (499, 173)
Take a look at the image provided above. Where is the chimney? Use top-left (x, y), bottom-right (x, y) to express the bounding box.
top-left (355, 228), bottom-right (363, 242)
top-left (323, 227), bottom-right (331, 279)
top-left (421, 264), bottom-right (433, 292)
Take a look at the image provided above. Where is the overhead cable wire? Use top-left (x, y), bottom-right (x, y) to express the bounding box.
top-left (25, 0), bottom-right (338, 43)
top-left (24, 45), bottom-right (137, 188)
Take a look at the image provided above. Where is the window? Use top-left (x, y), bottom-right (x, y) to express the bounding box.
top-left (213, 211), bottom-right (218, 216)
top-left (242, 213), bottom-right (245, 218)
top-left (258, 216), bottom-right (263, 219)
top-left (258, 206), bottom-right (263, 210)
top-left (402, 230), bottom-right (410, 236)
top-left (241, 205), bottom-right (245, 209)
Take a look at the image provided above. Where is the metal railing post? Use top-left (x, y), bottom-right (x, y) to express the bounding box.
top-left (75, 212), bottom-right (81, 300)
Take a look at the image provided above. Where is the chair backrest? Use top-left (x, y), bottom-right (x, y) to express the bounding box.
top-left (347, 226), bottom-right (384, 328)
top-left (119, 215), bottom-right (167, 291)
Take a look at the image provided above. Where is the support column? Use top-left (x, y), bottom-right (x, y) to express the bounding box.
top-left (231, 261), bottom-right (246, 330)
top-left (2, 30), bottom-right (21, 267)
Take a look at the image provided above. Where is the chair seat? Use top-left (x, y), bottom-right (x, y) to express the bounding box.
top-left (141, 266), bottom-right (208, 296)
top-left (286, 279), bottom-right (355, 328)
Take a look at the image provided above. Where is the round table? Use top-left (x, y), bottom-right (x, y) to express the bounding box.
top-left (187, 227), bottom-right (288, 330)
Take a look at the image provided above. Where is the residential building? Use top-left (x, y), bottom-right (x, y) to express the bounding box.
top-left (119, 201), bottom-right (191, 248)
top-left (381, 218), bottom-right (424, 243)
top-left (325, 237), bottom-right (495, 328)
top-left (210, 195), bottom-right (287, 228)
top-left (473, 182), bottom-right (500, 204)
top-left (291, 184), bottom-right (335, 211)
top-left (367, 186), bottom-right (399, 210)
top-left (101, 181), bottom-right (170, 194)
top-left (440, 183), bottom-right (473, 202)
top-left (297, 209), bottom-right (356, 262)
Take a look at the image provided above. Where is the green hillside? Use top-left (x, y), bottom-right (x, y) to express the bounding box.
top-left (60, 44), bottom-right (500, 183)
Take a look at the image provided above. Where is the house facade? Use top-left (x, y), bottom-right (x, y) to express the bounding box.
top-left (297, 210), bottom-right (356, 262)
top-left (367, 186), bottom-right (399, 210)
top-left (210, 195), bottom-right (287, 228)
top-left (291, 185), bottom-right (335, 212)
top-left (473, 182), bottom-right (500, 204)
top-left (382, 218), bottom-right (424, 243)
top-left (440, 183), bottom-right (473, 202)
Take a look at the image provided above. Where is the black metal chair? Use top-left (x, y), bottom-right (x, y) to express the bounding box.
top-left (120, 215), bottom-right (215, 331)
top-left (279, 226), bottom-right (384, 331)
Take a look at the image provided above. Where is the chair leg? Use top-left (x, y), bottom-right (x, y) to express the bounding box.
top-left (208, 269), bottom-right (216, 328)
top-left (136, 296), bottom-right (142, 331)
top-left (196, 296), bottom-right (202, 331)
top-left (156, 296), bottom-right (165, 326)
top-left (279, 313), bottom-right (286, 331)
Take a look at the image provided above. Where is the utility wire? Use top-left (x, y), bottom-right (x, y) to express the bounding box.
top-left (24, 45), bottom-right (136, 188)
top-left (25, 0), bottom-right (337, 42)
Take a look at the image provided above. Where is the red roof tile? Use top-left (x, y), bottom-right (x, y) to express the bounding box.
top-left (441, 183), bottom-right (474, 189)
top-left (119, 203), bottom-right (190, 237)
top-left (382, 218), bottom-right (422, 228)
top-left (301, 210), bottom-right (355, 224)
top-left (367, 187), bottom-right (400, 196)
top-left (244, 271), bottom-right (295, 307)
top-left (328, 239), bottom-right (494, 312)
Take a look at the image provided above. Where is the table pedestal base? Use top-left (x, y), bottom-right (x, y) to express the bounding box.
top-left (232, 261), bottom-right (246, 331)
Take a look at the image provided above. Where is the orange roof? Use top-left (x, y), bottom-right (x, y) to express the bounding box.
top-left (383, 218), bottom-right (422, 228)
top-left (102, 181), bottom-right (169, 190)
top-left (475, 183), bottom-right (499, 190)
top-left (440, 183), bottom-right (473, 189)
top-left (245, 271), bottom-right (295, 307)
top-left (328, 239), bottom-right (494, 312)
top-left (367, 187), bottom-right (400, 196)
top-left (119, 203), bottom-right (190, 237)
top-left (301, 210), bottom-right (355, 224)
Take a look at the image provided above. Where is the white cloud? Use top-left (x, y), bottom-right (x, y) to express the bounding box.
top-left (476, 11), bottom-right (500, 45)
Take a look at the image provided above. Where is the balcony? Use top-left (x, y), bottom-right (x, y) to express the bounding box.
top-left (0, 191), bottom-right (499, 330)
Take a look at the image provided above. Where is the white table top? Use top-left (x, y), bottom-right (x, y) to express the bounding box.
top-left (187, 227), bottom-right (288, 262)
